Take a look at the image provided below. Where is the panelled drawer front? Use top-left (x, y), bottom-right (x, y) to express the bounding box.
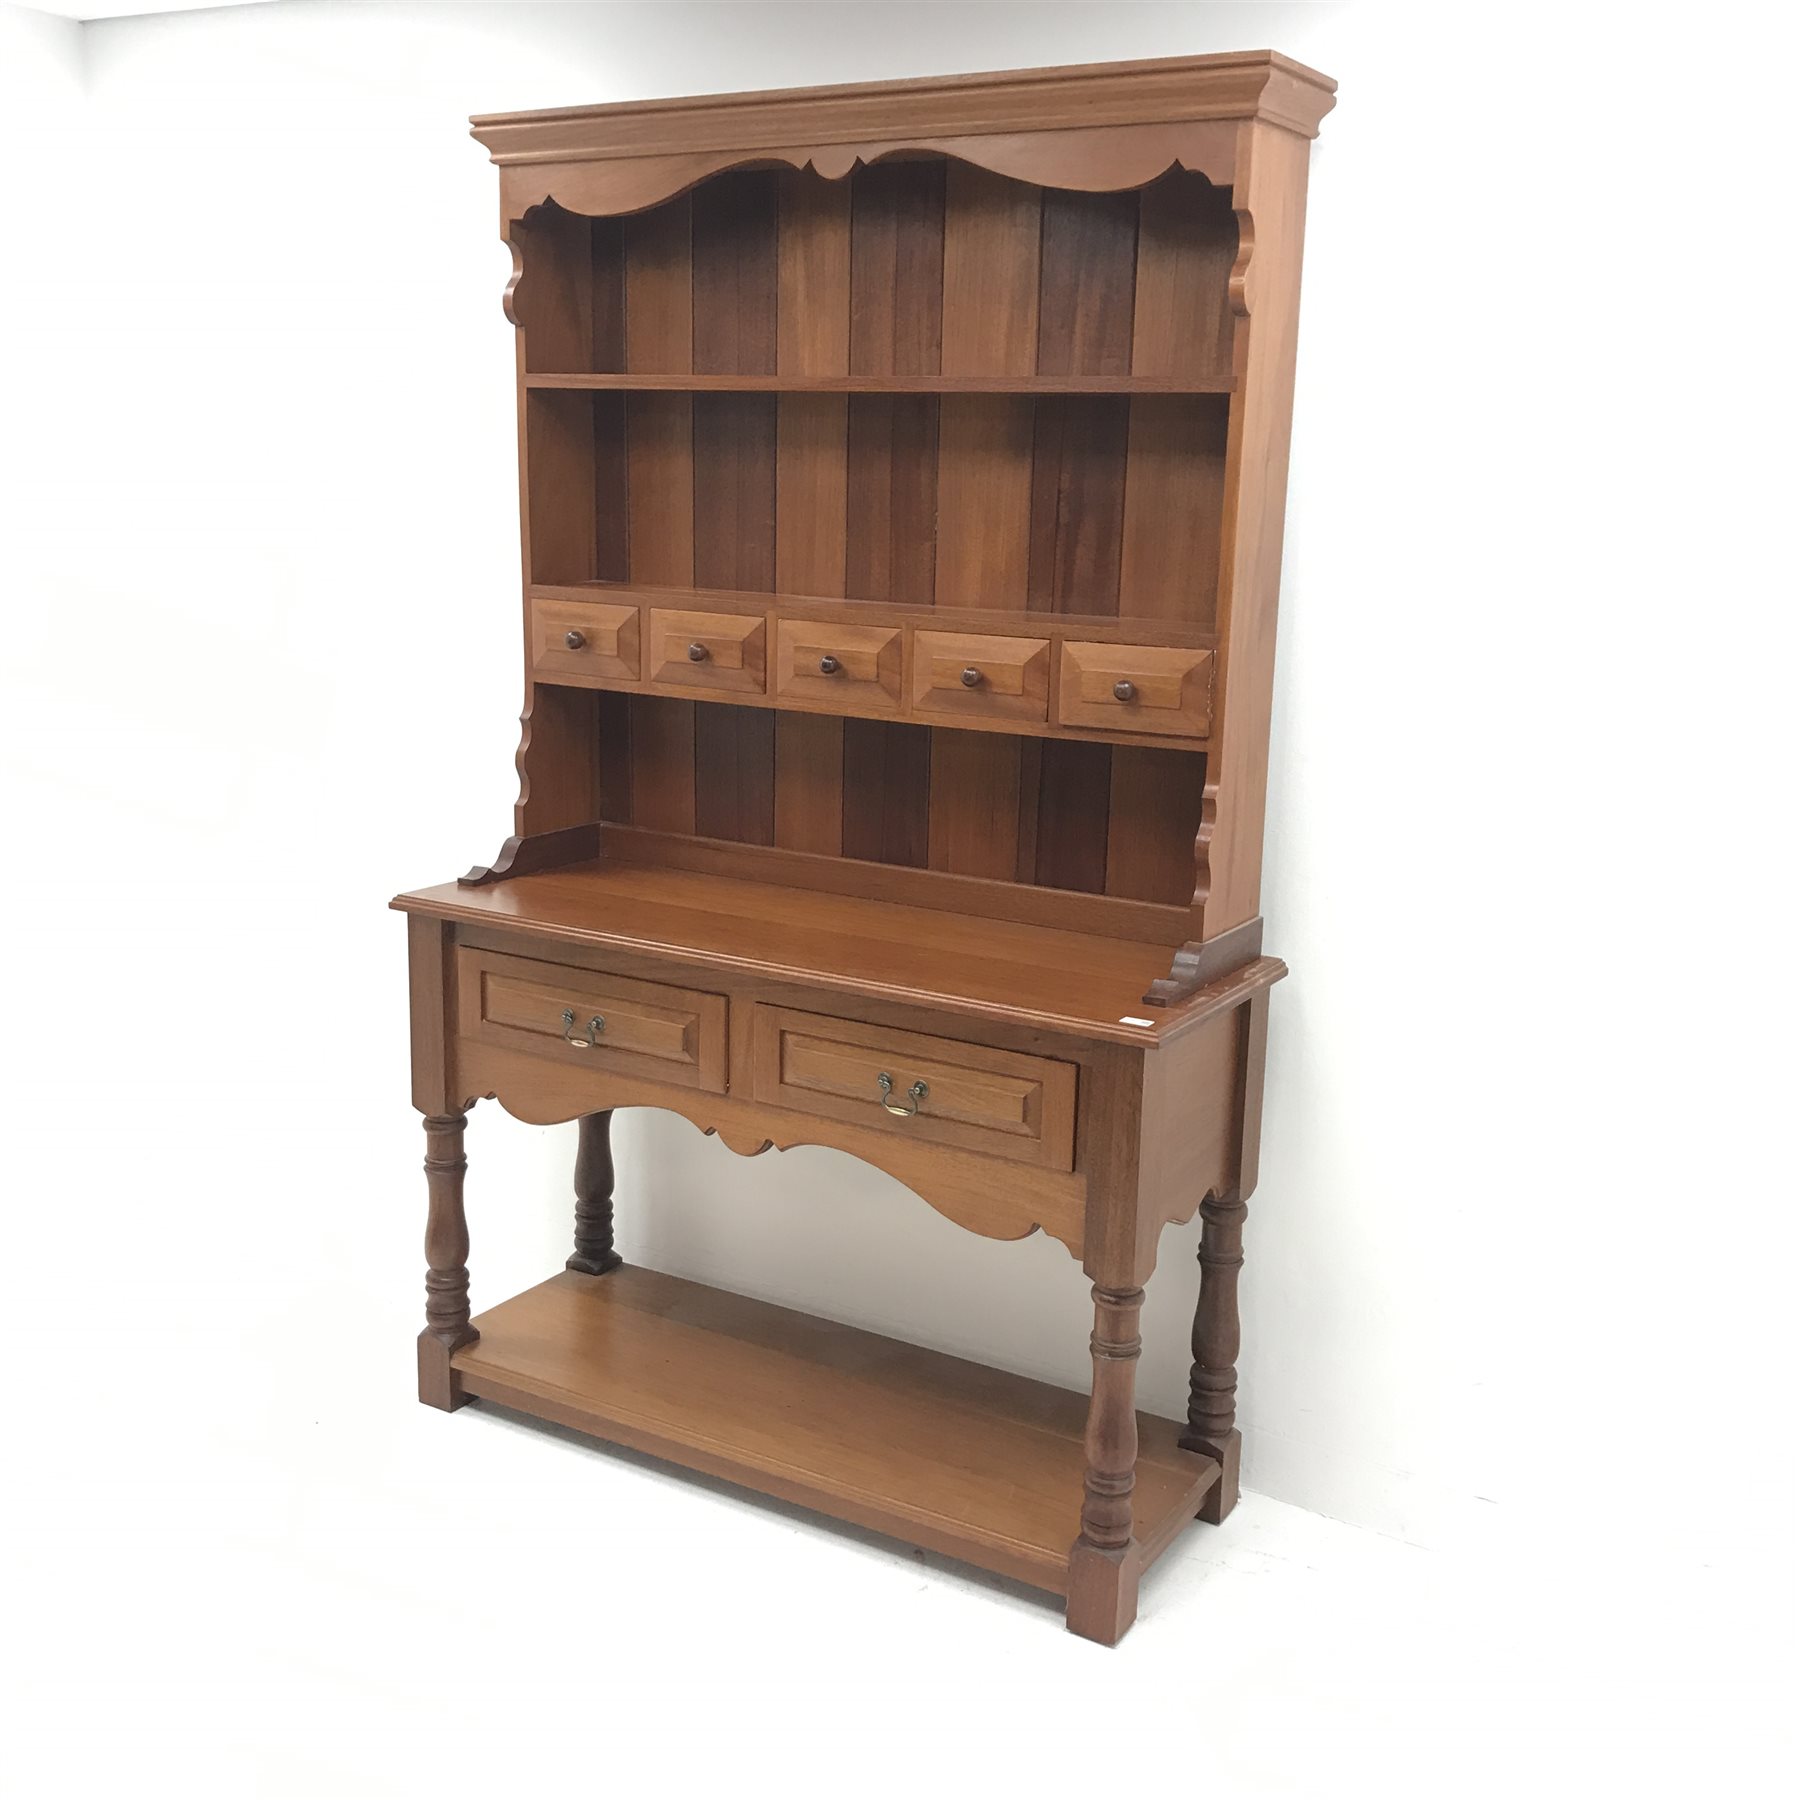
top-left (774, 618), bottom-right (902, 715)
top-left (457, 948), bottom-right (727, 1093)
top-left (911, 629), bottom-right (1051, 723)
top-left (749, 1005), bottom-right (1076, 1171)
top-left (648, 608), bottom-right (767, 694)
top-left (529, 598), bottom-right (640, 685)
top-left (1056, 641), bottom-right (1214, 738)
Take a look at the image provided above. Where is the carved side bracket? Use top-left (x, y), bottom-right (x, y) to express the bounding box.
top-left (460, 822), bottom-right (600, 887)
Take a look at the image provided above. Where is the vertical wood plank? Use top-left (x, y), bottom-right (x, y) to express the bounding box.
top-left (1027, 396), bottom-right (1129, 614)
top-left (941, 164), bottom-right (1040, 376)
top-left (525, 390), bottom-right (597, 585)
top-left (1033, 739), bottom-right (1112, 893)
top-left (776, 394), bottom-right (848, 597)
top-left (694, 704), bottom-right (776, 844)
top-left (623, 194), bottom-right (692, 373)
top-left (693, 394), bottom-right (777, 591)
top-left (850, 162), bottom-right (945, 377)
top-left (516, 205), bottom-right (593, 374)
top-left (1106, 746), bottom-right (1205, 903)
top-left (596, 690), bottom-right (633, 823)
top-left (591, 391), bottom-right (629, 583)
top-left (1014, 738), bottom-right (1043, 883)
top-left (927, 729), bottom-right (1022, 881)
top-left (935, 396), bottom-right (1032, 608)
top-left (1119, 396), bottom-right (1228, 627)
top-left (841, 719), bottom-right (930, 868)
top-left (845, 395), bottom-right (938, 604)
top-left (590, 214), bottom-right (626, 372)
top-left (692, 170), bottom-right (779, 376)
top-left (774, 712), bottom-right (845, 856)
top-left (1132, 171), bottom-right (1235, 382)
top-left (1036, 189), bottom-right (1138, 376)
top-left (626, 394), bottom-right (694, 585)
top-left (777, 169), bottom-right (852, 376)
top-left (627, 695), bottom-right (697, 834)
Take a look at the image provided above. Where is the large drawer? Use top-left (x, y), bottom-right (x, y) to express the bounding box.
top-left (749, 1005), bottom-right (1076, 1171)
top-left (457, 947), bottom-right (727, 1092)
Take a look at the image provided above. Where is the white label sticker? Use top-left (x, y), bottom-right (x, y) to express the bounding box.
top-left (1118, 1016), bottom-right (1155, 1028)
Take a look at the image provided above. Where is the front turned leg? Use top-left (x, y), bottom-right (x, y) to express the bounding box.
top-left (1182, 1188), bottom-right (1247, 1522)
top-left (417, 1110), bottom-right (477, 1411)
top-left (1065, 1284), bottom-right (1145, 1646)
top-left (568, 1111), bottom-right (623, 1276)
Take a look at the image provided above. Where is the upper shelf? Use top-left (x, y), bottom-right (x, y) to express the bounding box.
top-left (524, 373), bottom-right (1237, 396)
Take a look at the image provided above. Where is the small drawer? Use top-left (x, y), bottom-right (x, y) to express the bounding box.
top-left (749, 1005), bottom-right (1076, 1171)
top-left (457, 947), bottom-right (726, 1093)
top-left (774, 618), bottom-right (902, 715)
top-left (911, 630), bottom-right (1050, 723)
top-left (648, 608), bottom-right (767, 694)
top-left (529, 598), bottom-right (639, 685)
top-left (1057, 641), bottom-right (1214, 739)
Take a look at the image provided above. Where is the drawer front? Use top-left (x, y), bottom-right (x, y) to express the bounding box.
top-left (1056, 641), bottom-right (1214, 738)
top-left (529, 598), bottom-right (640, 685)
top-left (648, 608), bottom-right (767, 694)
top-left (749, 1005), bottom-right (1076, 1171)
top-left (911, 630), bottom-right (1050, 723)
top-left (457, 947), bottom-right (727, 1092)
top-left (774, 618), bottom-right (902, 715)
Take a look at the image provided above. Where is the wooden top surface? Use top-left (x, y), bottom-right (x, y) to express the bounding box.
top-left (393, 862), bottom-right (1283, 1046)
top-left (470, 51), bottom-right (1338, 164)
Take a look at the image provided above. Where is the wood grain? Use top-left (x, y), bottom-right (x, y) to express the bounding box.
top-left (453, 1267), bottom-right (1219, 1594)
top-left (928, 729), bottom-right (1022, 883)
top-left (774, 711), bottom-right (845, 856)
top-left (845, 395), bottom-right (938, 604)
top-left (849, 160), bottom-right (944, 377)
top-left (940, 162), bottom-right (1040, 376)
top-left (1132, 169), bottom-right (1235, 382)
top-left (1119, 396), bottom-right (1228, 626)
top-left (840, 718), bottom-right (931, 868)
top-left (1036, 188), bottom-right (1138, 377)
top-left (691, 169), bottom-right (778, 376)
top-left (694, 703), bottom-right (776, 844)
top-left (1028, 396), bottom-right (1130, 614)
top-left (777, 167), bottom-right (852, 376)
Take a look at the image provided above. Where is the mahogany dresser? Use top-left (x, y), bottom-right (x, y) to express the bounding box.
top-left (394, 50), bottom-right (1334, 1645)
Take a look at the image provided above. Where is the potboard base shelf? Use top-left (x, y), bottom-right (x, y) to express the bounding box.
top-left (451, 1266), bottom-right (1221, 1596)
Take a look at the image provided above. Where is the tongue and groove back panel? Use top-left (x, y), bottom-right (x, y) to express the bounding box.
top-left (512, 157), bottom-right (1235, 911)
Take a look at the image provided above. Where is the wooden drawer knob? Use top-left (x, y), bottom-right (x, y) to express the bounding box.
top-left (960, 667), bottom-right (983, 688)
top-left (818, 654), bottom-right (842, 676)
top-left (563, 629), bottom-right (586, 650)
top-left (1113, 679), bottom-right (1137, 703)
top-left (687, 642), bottom-right (709, 663)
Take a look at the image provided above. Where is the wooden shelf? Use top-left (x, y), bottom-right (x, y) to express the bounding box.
top-left (524, 372), bottom-right (1236, 395)
top-left (392, 859), bottom-right (1282, 1046)
top-left (454, 1266), bottom-right (1221, 1594)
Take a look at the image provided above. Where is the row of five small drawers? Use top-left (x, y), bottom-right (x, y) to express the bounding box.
top-left (530, 597), bottom-right (1215, 740)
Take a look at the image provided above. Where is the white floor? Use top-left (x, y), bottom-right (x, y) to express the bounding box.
top-left (9, 1347), bottom-right (1789, 1799)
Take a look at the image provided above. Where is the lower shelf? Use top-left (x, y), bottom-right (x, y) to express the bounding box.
top-left (453, 1267), bottom-right (1219, 1595)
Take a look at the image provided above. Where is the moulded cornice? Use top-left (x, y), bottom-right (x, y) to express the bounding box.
top-left (469, 50), bottom-right (1338, 170)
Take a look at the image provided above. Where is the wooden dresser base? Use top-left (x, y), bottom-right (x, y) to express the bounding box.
top-left (449, 1264), bottom-right (1221, 1600)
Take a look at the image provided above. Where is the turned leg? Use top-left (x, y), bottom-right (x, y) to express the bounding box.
top-left (1065, 1283), bottom-right (1145, 1645)
top-left (1183, 1188), bottom-right (1247, 1522)
top-left (567, 1110), bottom-right (623, 1276)
top-left (417, 1110), bottom-right (477, 1411)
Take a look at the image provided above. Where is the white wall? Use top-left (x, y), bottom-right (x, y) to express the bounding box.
top-left (4, 0), bottom-right (1792, 1581)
